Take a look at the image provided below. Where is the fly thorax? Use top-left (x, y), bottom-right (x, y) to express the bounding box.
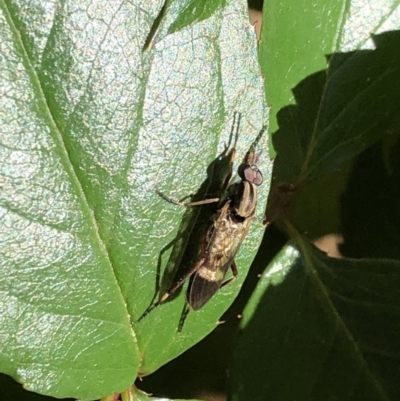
top-left (230, 181), bottom-right (257, 219)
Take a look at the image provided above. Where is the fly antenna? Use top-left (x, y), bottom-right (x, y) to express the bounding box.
top-left (251, 124), bottom-right (267, 149)
top-left (232, 111), bottom-right (241, 149)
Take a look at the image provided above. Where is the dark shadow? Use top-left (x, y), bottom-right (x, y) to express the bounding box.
top-left (248, 0), bottom-right (264, 12)
top-left (229, 246), bottom-right (400, 401)
top-left (267, 30), bottom-right (400, 240)
top-left (340, 134), bottom-right (400, 259)
top-left (0, 373), bottom-right (74, 401)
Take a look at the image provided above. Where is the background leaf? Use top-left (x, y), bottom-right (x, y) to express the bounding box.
top-left (229, 244), bottom-right (400, 401)
top-left (227, 1), bottom-right (400, 401)
top-left (0, 0), bottom-right (269, 399)
top-left (260, 0), bottom-right (400, 237)
top-left (166, 0), bottom-right (227, 35)
top-left (261, 0), bottom-right (400, 142)
top-left (272, 31), bottom-right (400, 186)
top-left (259, 0), bottom-right (348, 140)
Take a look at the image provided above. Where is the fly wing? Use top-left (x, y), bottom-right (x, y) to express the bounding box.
top-left (188, 276), bottom-right (222, 311)
top-left (188, 202), bottom-right (254, 310)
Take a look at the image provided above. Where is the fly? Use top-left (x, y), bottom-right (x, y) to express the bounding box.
top-left (137, 113), bottom-right (266, 330)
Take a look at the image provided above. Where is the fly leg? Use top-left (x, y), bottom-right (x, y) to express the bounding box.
top-left (136, 257), bottom-right (206, 322)
top-left (156, 190), bottom-right (219, 207)
top-left (159, 257), bottom-right (206, 303)
top-left (219, 260), bottom-right (238, 289)
top-left (178, 303), bottom-right (191, 332)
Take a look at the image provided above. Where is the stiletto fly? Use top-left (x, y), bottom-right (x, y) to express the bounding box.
top-left (137, 113), bottom-right (266, 330)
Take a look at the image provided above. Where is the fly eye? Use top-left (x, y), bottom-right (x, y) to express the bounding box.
top-left (243, 165), bottom-right (263, 185)
top-left (254, 170), bottom-right (263, 185)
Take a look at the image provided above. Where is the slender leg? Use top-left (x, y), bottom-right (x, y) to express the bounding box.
top-left (251, 123), bottom-right (268, 149)
top-left (220, 260), bottom-right (238, 288)
top-left (159, 257), bottom-right (205, 302)
top-left (135, 257), bottom-right (206, 322)
top-left (184, 198), bottom-right (220, 207)
top-left (178, 303), bottom-right (191, 332)
top-left (156, 190), bottom-right (219, 207)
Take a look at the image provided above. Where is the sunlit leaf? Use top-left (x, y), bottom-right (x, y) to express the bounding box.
top-left (0, 0), bottom-right (269, 399)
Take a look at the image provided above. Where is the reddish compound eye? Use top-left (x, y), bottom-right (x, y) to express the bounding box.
top-left (243, 165), bottom-right (263, 186)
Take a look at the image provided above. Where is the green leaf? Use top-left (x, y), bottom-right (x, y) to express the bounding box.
top-left (166, 0), bottom-right (227, 35)
top-left (260, 0), bottom-right (348, 139)
top-left (229, 243), bottom-right (400, 401)
top-left (231, 3), bottom-right (400, 401)
top-left (0, 0), bottom-right (269, 399)
top-left (260, 0), bottom-right (400, 180)
top-left (260, 0), bottom-right (400, 239)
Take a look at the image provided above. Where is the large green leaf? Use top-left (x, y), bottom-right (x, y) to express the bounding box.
top-left (0, 0), bottom-right (269, 399)
top-left (229, 244), bottom-right (400, 401)
top-left (261, 0), bottom-right (400, 179)
top-left (227, 2), bottom-right (400, 401)
top-left (260, 0), bottom-right (400, 237)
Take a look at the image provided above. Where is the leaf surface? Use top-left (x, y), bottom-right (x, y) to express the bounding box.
top-left (229, 244), bottom-right (400, 401)
top-left (0, 0), bottom-right (269, 398)
top-left (261, 0), bottom-right (400, 178)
